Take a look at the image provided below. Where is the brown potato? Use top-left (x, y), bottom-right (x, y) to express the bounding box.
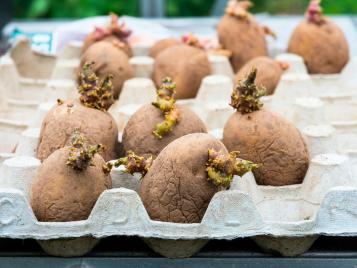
top-left (148, 38), bottom-right (180, 58)
top-left (122, 104), bottom-right (207, 157)
top-left (31, 146), bottom-right (112, 222)
top-left (153, 44), bottom-right (211, 99)
top-left (223, 107), bottom-right (309, 186)
top-left (235, 57), bottom-right (284, 95)
top-left (217, 15), bottom-right (268, 72)
top-left (37, 100), bottom-right (118, 162)
top-left (287, 18), bottom-right (349, 74)
top-left (80, 41), bottom-right (134, 99)
top-left (82, 34), bottom-right (132, 58)
top-left (140, 133), bottom-right (227, 223)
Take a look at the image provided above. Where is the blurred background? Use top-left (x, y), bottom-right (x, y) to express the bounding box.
top-left (1, 0), bottom-right (357, 56)
top-left (8, 0), bottom-right (357, 20)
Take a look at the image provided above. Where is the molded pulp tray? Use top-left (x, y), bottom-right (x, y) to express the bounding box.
top-left (0, 38), bottom-right (357, 258)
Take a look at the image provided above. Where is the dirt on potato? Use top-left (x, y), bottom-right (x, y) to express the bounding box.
top-left (288, 18), bottom-right (349, 74)
top-left (153, 44), bottom-right (211, 99)
top-left (140, 133), bottom-right (227, 223)
top-left (37, 100), bottom-right (118, 162)
top-left (149, 38), bottom-right (180, 58)
top-left (122, 104), bottom-right (207, 158)
top-left (223, 107), bottom-right (309, 186)
top-left (217, 14), bottom-right (268, 72)
top-left (235, 56), bottom-right (284, 95)
top-left (31, 146), bottom-right (112, 222)
top-left (80, 41), bottom-right (134, 99)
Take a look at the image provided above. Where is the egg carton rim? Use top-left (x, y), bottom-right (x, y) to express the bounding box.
top-left (0, 186), bottom-right (355, 240)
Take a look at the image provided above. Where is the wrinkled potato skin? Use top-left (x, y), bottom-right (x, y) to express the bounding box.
top-left (82, 34), bottom-right (133, 57)
top-left (80, 41), bottom-right (134, 98)
top-left (37, 100), bottom-right (118, 162)
top-left (223, 108), bottom-right (309, 186)
top-left (217, 15), bottom-right (268, 72)
top-left (140, 133), bottom-right (227, 223)
top-left (235, 56), bottom-right (283, 95)
top-left (153, 44), bottom-right (211, 99)
top-left (31, 147), bottom-right (112, 222)
top-left (288, 19), bottom-right (349, 74)
top-left (149, 38), bottom-right (180, 58)
top-left (122, 104), bottom-right (207, 157)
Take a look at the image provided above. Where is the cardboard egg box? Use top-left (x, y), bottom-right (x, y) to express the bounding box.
top-left (8, 73), bottom-right (357, 257)
top-left (0, 110), bottom-right (356, 258)
top-left (1, 38), bottom-right (357, 258)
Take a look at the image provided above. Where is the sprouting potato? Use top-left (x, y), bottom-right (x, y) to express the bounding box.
top-left (217, 0), bottom-right (269, 72)
top-left (82, 13), bottom-right (132, 57)
top-left (288, 0), bottom-right (349, 74)
top-left (31, 131), bottom-right (112, 222)
top-left (122, 77), bottom-right (207, 157)
top-left (153, 34), bottom-right (211, 99)
top-left (80, 41), bottom-right (134, 99)
top-left (223, 67), bottom-right (309, 186)
top-left (37, 62), bottom-right (119, 162)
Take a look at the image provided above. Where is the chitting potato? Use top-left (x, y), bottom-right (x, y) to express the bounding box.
top-left (217, 0), bottom-right (272, 72)
top-left (80, 41), bottom-right (134, 98)
top-left (153, 34), bottom-right (211, 99)
top-left (122, 77), bottom-right (207, 157)
top-left (37, 62), bottom-right (119, 162)
top-left (31, 131), bottom-right (112, 222)
top-left (223, 67), bottom-right (309, 186)
top-left (288, 0), bottom-right (349, 74)
top-left (111, 133), bottom-right (257, 223)
top-left (82, 13), bottom-right (132, 57)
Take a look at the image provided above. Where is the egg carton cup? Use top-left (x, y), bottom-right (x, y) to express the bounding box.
top-left (0, 110), bottom-right (353, 258)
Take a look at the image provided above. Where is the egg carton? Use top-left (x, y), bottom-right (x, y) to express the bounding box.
top-left (0, 114), bottom-right (355, 258)
top-left (6, 84), bottom-right (357, 257)
top-left (1, 39), bottom-right (357, 257)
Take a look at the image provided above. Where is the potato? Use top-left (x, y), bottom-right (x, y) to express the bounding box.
top-left (31, 139), bottom-right (112, 222)
top-left (37, 99), bottom-right (118, 162)
top-left (217, 1), bottom-right (268, 72)
top-left (149, 38), bottom-right (180, 58)
top-left (139, 133), bottom-right (257, 223)
top-left (122, 103), bottom-right (207, 157)
top-left (153, 44), bottom-right (211, 99)
top-left (224, 107), bottom-right (309, 186)
top-left (80, 41), bottom-right (134, 99)
top-left (287, 19), bottom-right (349, 74)
top-left (235, 56), bottom-right (285, 95)
top-left (223, 67), bottom-right (309, 186)
top-left (82, 14), bottom-right (132, 57)
top-left (140, 133), bottom-right (228, 223)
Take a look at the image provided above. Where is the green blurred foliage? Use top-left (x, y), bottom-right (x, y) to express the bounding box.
top-left (12, 0), bottom-right (357, 18)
